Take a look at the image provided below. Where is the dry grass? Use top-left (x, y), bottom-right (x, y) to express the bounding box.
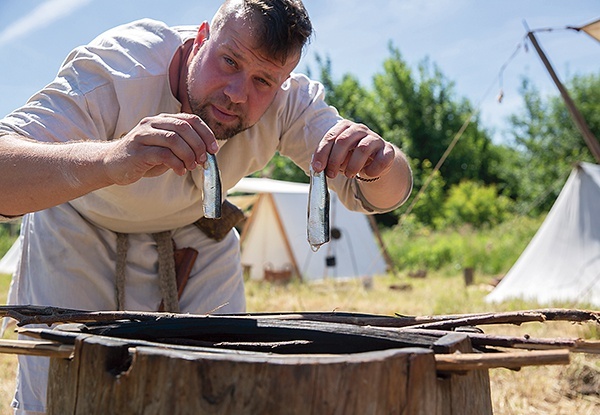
top-left (0, 271), bottom-right (598, 414)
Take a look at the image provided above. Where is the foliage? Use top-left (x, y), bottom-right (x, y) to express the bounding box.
top-left (0, 224), bottom-right (18, 257)
top-left (382, 214), bottom-right (543, 275)
top-left (371, 46), bottom-right (500, 189)
top-left (506, 73), bottom-right (599, 214)
top-left (395, 159), bottom-right (446, 227)
top-left (436, 180), bottom-right (513, 229)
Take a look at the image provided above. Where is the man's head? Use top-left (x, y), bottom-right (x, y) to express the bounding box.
top-left (184, 0), bottom-right (313, 140)
top-left (211, 0), bottom-right (312, 66)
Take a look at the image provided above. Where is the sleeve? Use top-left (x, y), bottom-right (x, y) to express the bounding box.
top-left (0, 18), bottom-right (180, 144)
top-left (0, 46), bottom-right (119, 144)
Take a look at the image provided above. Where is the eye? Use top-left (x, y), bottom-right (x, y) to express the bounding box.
top-left (256, 77), bottom-right (271, 87)
top-left (223, 56), bottom-right (236, 67)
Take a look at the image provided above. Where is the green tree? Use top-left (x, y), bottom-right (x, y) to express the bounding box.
top-left (371, 45), bottom-right (500, 189)
top-left (507, 73), bottom-right (599, 214)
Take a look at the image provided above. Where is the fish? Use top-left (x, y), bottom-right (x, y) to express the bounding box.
top-left (307, 164), bottom-right (330, 251)
top-left (203, 153), bottom-right (222, 219)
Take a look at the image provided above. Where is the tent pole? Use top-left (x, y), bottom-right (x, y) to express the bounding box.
top-left (525, 21), bottom-right (600, 163)
top-left (366, 215), bottom-right (399, 278)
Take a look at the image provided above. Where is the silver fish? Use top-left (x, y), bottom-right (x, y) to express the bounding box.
top-left (203, 153), bottom-right (222, 219)
top-left (307, 164), bottom-right (330, 251)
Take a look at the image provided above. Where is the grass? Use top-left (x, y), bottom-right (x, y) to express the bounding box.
top-left (0, 269), bottom-right (598, 414)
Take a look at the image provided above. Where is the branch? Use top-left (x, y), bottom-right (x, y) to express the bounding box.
top-left (395, 308), bottom-right (600, 330)
top-left (0, 305), bottom-right (183, 326)
top-left (400, 327), bottom-right (600, 354)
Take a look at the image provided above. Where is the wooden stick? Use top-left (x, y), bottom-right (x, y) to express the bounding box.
top-left (1, 306), bottom-right (598, 328)
top-left (0, 339), bottom-right (74, 359)
top-left (397, 309), bottom-right (600, 330)
top-left (435, 349), bottom-right (570, 372)
top-left (401, 328), bottom-right (600, 354)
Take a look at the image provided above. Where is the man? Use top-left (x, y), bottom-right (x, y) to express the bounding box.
top-left (0, 0), bottom-right (412, 413)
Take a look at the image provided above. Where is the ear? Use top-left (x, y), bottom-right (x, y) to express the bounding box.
top-left (192, 21), bottom-right (210, 53)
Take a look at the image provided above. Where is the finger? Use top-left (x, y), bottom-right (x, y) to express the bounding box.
top-left (312, 121), bottom-right (352, 174)
top-left (359, 142), bottom-right (396, 178)
top-left (108, 139), bottom-right (189, 184)
top-left (343, 136), bottom-right (384, 178)
top-left (168, 113), bottom-right (219, 155)
top-left (142, 147), bottom-right (189, 177)
top-left (143, 114), bottom-right (213, 169)
top-left (325, 123), bottom-right (371, 178)
top-left (136, 124), bottom-right (198, 171)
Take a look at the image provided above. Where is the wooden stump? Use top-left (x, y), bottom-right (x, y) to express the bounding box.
top-left (42, 315), bottom-right (495, 415)
top-left (48, 336), bottom-right (441, 415)
top-left (463, 267), bottom-right (474, 286)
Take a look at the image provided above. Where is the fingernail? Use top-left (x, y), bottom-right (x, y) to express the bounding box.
top-left (210, 142), bottom-right (219, 153)
top-left (313, 161), bottom-right (322, 171)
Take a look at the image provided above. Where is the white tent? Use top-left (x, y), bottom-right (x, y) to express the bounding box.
top-left (486, 162), bottom-right (600, 307)
top-left (0, 236), bottom-right (20, 275)
top-left (229, 177), bottom-right (390, 282)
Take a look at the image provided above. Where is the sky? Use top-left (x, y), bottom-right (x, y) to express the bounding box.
top-left (0, 0), bottom-right (598, 144)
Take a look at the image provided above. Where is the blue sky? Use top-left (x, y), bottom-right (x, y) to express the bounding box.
top-left (0, 0), bottom-right (598, 143)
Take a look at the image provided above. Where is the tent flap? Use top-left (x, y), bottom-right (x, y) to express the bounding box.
top-left (486, 162), bottom-right (600, 307)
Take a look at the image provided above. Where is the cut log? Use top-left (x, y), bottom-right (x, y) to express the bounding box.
top-left (47, 335), bottom-right (443, 415)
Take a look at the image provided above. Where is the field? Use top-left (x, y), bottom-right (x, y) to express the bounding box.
top-left (0, 270), bottom-right (599, 414)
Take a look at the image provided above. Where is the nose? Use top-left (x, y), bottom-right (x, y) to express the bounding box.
top-left (223, 75), bottom-right (248, 104)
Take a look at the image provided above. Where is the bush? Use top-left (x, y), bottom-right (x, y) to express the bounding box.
top-left (382, 214), bottom-right (543, 275)
top-left (436, 180), bottom-right (513, 229)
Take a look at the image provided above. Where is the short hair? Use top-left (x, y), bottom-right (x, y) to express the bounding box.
top-left (212, 0), bottom-right (313, 65)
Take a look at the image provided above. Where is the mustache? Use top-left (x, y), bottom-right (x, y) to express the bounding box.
top-left (214, 96), bottom-right (242, 115)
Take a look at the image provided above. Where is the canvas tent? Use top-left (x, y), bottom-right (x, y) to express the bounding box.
top-left (486, 162), bottom-right (600, 307)
top-left (229, 177), bottom-right (389, 282)
top-left (0, 236), bottom-right (20, 275)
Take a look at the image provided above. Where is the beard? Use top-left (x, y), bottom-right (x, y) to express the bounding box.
top-left (187, 90), bottom-right (250, 141)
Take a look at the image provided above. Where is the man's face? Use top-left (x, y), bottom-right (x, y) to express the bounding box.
top-left (185, 16), bottom-right (300, 140)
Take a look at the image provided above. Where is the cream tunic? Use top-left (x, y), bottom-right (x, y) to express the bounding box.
top-left (0, 19), bottom-right (393, 413)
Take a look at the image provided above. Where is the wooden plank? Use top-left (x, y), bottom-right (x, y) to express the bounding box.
top-left (404, 348), bottom-right (438, 415)
top-left (435, 349), bottom-right (570, 371)
top-left (432, 332), bottom-right (470, 354)
top-left (434, 334), bottom-right (492, 415)
top-left (0, 339), bottom-right (73, 358)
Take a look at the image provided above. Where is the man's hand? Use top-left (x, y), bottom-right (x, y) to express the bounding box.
top-left (311, 119), bottom-right (412, 210)
top-left (105, 113), bottom-right (218, 185)
top-left (0, 113), bottom-right (219, 217)
top-left (311, 120), bottom-right (395, 181)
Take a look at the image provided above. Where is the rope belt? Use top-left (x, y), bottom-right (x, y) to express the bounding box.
top-left (112, 200), bottom-right (245, 313)
top-left (115, 231), bottom-right (180, 313)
